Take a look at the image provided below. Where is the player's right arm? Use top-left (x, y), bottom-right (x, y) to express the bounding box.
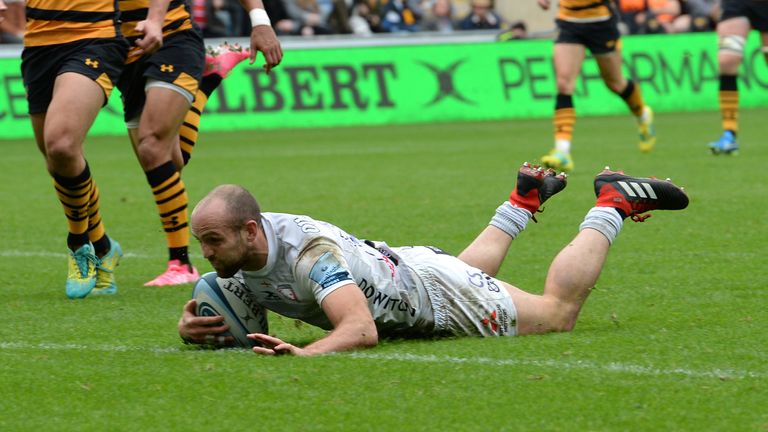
top-left (177, 299), bottom-right (235, 346)
top-left (238, 0), bottom-right (283, 73)
top-left (249, 283), bottom-right (378, 356)
top-left (537, 0), bottom-right (551, 10)
top-left (133, 0), bottom-right (171, 56)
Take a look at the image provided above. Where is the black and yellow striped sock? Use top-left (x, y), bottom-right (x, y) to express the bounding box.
top-left (146, 161), bottom-right (190, 264)
top-left (719, 74), bottom-right (738, 135)
top-left (86, 179), bottom-right (111, 257)
top-left (52, 165), bottom-right (92, 251)
top-left (179, 75), bottom-right (222, 166)
top-left (619, 80), bottom-right (645, 117)
top-left (554, 94), bottom-right (575, 143)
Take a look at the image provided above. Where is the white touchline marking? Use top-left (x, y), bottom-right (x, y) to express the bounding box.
top-left (0, 250), bottom-right (199, 260)
top-left (345, 352), bottom-right (765, 380)
top-left (0, 342), bottom-right (762, 379)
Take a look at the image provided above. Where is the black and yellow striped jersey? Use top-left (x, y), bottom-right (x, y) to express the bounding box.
top-left (24, 0), bottom-right (121, 47)
top-left (119, 0), bottom-right (194, 59)
top-left (557, 0), bottom-right (615, 23)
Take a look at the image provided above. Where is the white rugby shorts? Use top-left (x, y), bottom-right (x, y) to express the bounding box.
top-left (395, 246), bottom-right (518, 337)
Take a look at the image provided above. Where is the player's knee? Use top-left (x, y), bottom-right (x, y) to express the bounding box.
top-left (43, 133), bottom-right (80, 163)
top-left (136, 131), bottom-right (172, 167)
top-left (544, 297), bottom-right (580, 333)
top-left (604, 78), bottom-right (626, 94)
top-left (555, 77), bottom-right (575, 95)
top-left (519, 296), bottom-right (580, 334)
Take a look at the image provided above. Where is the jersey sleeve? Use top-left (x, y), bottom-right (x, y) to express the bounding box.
top-left (293, 237), bottom-right (356, 306)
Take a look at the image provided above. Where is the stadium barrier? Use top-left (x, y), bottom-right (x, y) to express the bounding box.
top-left (1, 31), bottom-right (767, 139)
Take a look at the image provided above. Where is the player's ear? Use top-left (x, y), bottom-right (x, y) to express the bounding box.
top-left (244, 219), bottom-right (260, 241)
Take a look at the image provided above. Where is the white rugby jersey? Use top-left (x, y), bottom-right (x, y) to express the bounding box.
top-left (238, 213), bottom-right (436, 336)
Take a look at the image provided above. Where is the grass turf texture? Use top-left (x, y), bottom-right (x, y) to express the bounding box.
top-left (1, 109), bottom-right (766, 431)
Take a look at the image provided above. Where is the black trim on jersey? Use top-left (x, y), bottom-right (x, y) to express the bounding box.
top-left (562, 0), bottom-right (611, 11)
top-left (119, 0), bottom-right (188, 22)
top-left (363, 240), bottom-right (400, 266)
top-left (122, 18), bottom-right (190, 42)
top-left (25, 7), bottom-right (116, 22)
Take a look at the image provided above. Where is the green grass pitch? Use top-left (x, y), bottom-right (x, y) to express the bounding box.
top-left (1, 109), bottom-right (766, 430)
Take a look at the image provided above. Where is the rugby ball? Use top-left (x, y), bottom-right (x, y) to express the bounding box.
top-left (192, 272), bottom-right (268, 348)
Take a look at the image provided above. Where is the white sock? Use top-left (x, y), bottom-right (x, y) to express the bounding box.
top-left (490, 201), bottom-right (531, 239)
top-left (579, 206), bottom-right (623, 245)
top-left (555, 139), bottom-right (571, 153)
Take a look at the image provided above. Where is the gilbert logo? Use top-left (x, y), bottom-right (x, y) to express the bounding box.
top-left (85, 58), bottom-right (99, 69)
top-left (160, 64), bottom-right (174, 73)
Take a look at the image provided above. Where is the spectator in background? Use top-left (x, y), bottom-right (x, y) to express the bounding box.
top-left (497, 20), bottom-right (528, 41)
top-left (346, 0), bottom-right (382, 34)
top-left (673, 0), bottom-right (720, 32)
top-left (203, 0), bottom-right (249, 38)
top-left (325, 0), bottom-right (357, 34)
top-left (0, 0), bottom-right (23, 44)
top-left (422, 0), bottom-right (456, 33)
top-left (619, 0), bottom-right (682, 34)
top-left (283, 0), bottom-right (334, 35)
top-left (262, 0), bottom-right (301, 36)
top-left (380, 0), bottom-right (423, 32)
top-left (457, 0), bottom-right (503, 31)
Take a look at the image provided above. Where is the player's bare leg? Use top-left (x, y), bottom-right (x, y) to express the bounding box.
top-left (136, 86), bottom-right (200, 286)
top-left (710, 17), bottom-right (750, 154)
top-left (541, 43), bottom-right (583, 173)
top-left (40, 73), bottom-right (117, 298)
top-left (503, 167), bottom-right (689, 335)
top-left (41, 73), bottom-right (102, 176)
top-left (595, 50), bottom-right (655, 152)
top-left (459, 163), bottom-right (566, 276)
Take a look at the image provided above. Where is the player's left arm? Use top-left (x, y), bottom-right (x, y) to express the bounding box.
top-left (238, 0), bottom-right (284, 73)
top-left (248, 283), bottom-right (378, 356)
top-left (134, 0), bottom-right (171, 56)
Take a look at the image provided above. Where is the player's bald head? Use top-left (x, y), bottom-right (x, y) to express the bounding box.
top-left (192, 184), bottom-right (262, 228)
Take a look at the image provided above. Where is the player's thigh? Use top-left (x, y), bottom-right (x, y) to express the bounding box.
top-left (553, 44), bottom-right (586, 91)
top-left (29, 113), bottom-right (47, 156)
top-left (717, 15), bottom-right (751, 37)
top-left (717, 18), bottom-right (750, 72)
top-left (46, 72), bottom-right (106, 147)
top-left (139, 86), bottom-right (193, 138)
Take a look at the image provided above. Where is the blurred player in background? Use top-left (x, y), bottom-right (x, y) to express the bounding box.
top-left (21, 0), bottom-right (163, 298)
top-left (537, 0), bottom-right (656, 173)
top-left (114, 0), bottom-right (204, 289)
top-left (708, 0), bottom-right (768, 155)
top-left (178, 163), bottom-right (688, 355)
top-left (116, 0), bottom-right (282, 289)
